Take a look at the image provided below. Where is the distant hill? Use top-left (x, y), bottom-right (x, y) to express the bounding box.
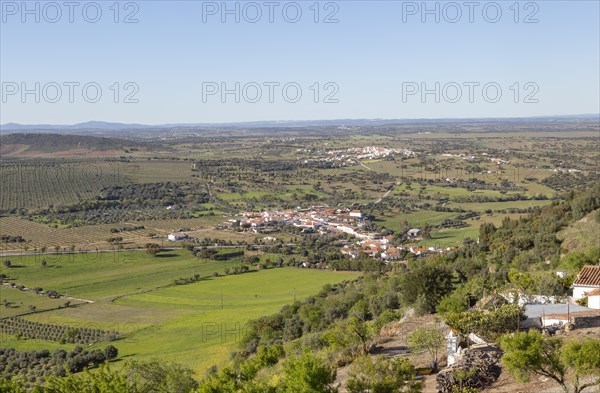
top-left (2, 114), bottom-right (599, 132)
top-left (557, 209), bottom-right (600, 253)
top-left (0, 133), bottom-right (142, 157)
top-left (1, 121), bottom-right (150, 131)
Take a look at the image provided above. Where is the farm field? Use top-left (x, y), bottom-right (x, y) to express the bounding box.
top-left (1, 266), bottom-right (359, 375)
top-left (0, 216), bottom-right (257, 253)
top-left (447, 199), bottom-right (553, 212)
top-left (377, 210), bottom-right (458, 230)
top-left (0, 249), bottom-right (252, 301)
top-left (0, 160), bottom-right (128, 211)
top-left (0, 286), bottom-right (85, 318)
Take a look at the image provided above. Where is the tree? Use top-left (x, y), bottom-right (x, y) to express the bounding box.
top-left (125, 359), bottom-right (198, 393)
top-left (407, 326), bottom-right (445, 369)
top-left (401, 264), bottom-right (453, 314)
top-left (445, 303), bottom-right (525, 342)
top-left (104, 345), bottom-right (118, 360)
top-left (324, 317), bottom-right (374, 355)
top-left (0, 377), bottom-right (25, 393)
top-left (436, 291), bottom-right (468, 314)
top-left (3, 260), bottom-right (11, 268)
top-left (500, 330), bottom-right (600, 393)
top-left (280, 351), bottom-right (337, 393)
top-left (346, 355), bottom-right (422, 393)
top-left (145, 243), bottom-right (161, 256)
top-left (43, 363), bottom-right (134, 392)
top-left (420, 224), bottom-right (432, 239)
top-left (349, 317), bottom-right (374, 355)
top-left (559, 252), bottom-right (592, 272)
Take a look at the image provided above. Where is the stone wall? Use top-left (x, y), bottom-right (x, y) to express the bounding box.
top-left (571, 314), bottom-right (600, 329)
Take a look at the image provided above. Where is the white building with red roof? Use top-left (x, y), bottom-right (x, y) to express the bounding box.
top-left (572, 265), bottom-right (600, 300)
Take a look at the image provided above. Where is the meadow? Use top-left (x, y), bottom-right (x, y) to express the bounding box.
top-left (0, 286), bottom-right (84, 318)
top-left (0, 250), bottom-right (359, 374)
top-left (0, 249), bottom-right (251, 301)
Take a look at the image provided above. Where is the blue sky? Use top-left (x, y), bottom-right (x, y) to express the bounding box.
top-left (1, 0), bottom-right (599, 124)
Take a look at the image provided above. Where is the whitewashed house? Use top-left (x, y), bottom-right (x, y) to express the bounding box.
top-left (349, 210), bottom-right (363, 218)
top-left (572, 265), bottom-right (600, 300)
top-left (587, 288), bottom-right (600, 310)
top-left (407, 228), bottom-right (421, 238)
top-left (168, 232), bottom-right (188, 241)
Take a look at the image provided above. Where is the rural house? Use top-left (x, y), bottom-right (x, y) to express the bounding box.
top-left (588, 288), bottom-right (600, 309)
top-left (168, 232), bottom-right (188, 241)
top-left (572, 265), bottom-right (600, 299)
top-left (407, 228), bottom-right (421, 238)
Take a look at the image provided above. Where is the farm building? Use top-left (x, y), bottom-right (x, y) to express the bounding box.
top-left (572, 265), bottom-right (600, 299)
top-left (407, 228), bottom-right (421, 238)
top-left (168, 232), bottom-right (188, 241)
top-left (349, 210), bottom-right (363, 218)
top-left (523, 303), bottom-right (596, 328)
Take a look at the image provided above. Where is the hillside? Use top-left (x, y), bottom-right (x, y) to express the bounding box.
top-left (557, 208), bottom-right (600, 252)
top-left (0, 133), bottom-right (143, 157)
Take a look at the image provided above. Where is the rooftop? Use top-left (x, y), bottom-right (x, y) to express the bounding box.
top-left (524, 303), bottom-right (593, 319)
top-left (573, 265), bottom-right (600, 287)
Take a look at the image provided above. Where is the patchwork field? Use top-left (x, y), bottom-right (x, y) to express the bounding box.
top-left (0, 250), bottom-right (359, 374)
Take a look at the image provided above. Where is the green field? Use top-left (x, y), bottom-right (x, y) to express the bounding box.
top-left (377, 210), bottom-right (458, 231)
top-left (0, 249), bottom-right (247, 301)
top-left (0, 251), bottom-right (359, 375)
top-left (0, 286), bottom-right (85, 318)
top-left (447, 199), bottom-right (553, 212)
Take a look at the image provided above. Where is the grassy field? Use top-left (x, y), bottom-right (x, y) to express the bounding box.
top-left (0, 286), bottom-right (85, 318)
top-left (0, 249), bottom-right (251, 301)
top-left (419, 226), bottom-right (481, 247)
top-left (447, 199), bottom-right (553, 212)
top-left (1, 266), bottom-right (359, 375)
top-left (377, 210), bottom-right (458, 231)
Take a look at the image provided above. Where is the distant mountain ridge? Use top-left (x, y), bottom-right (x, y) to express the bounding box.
top-left (2, 114), bottom-right (599, 132)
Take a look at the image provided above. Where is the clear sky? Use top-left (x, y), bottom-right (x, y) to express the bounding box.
top-left (1, 0), bottom-right (599, 124)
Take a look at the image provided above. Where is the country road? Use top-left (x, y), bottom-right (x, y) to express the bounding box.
top-left (375, 182), bottom-right (401, 204)
top-left (358, 161), bottom-right (373, 171)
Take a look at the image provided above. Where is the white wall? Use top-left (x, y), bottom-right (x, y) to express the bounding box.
top-left (542, 317), bottom-right (568, 327)
top-left (589, 295), bottom-right (600, 310)
top-left (573, 286), bottom-right (599, 300)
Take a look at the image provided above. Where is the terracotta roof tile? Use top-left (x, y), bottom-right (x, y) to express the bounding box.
top-left (573, 265), bottom-right (600, 287)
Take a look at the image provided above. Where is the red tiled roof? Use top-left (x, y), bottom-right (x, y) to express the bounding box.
top-left (573, 265), bottom-right (600, 287)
